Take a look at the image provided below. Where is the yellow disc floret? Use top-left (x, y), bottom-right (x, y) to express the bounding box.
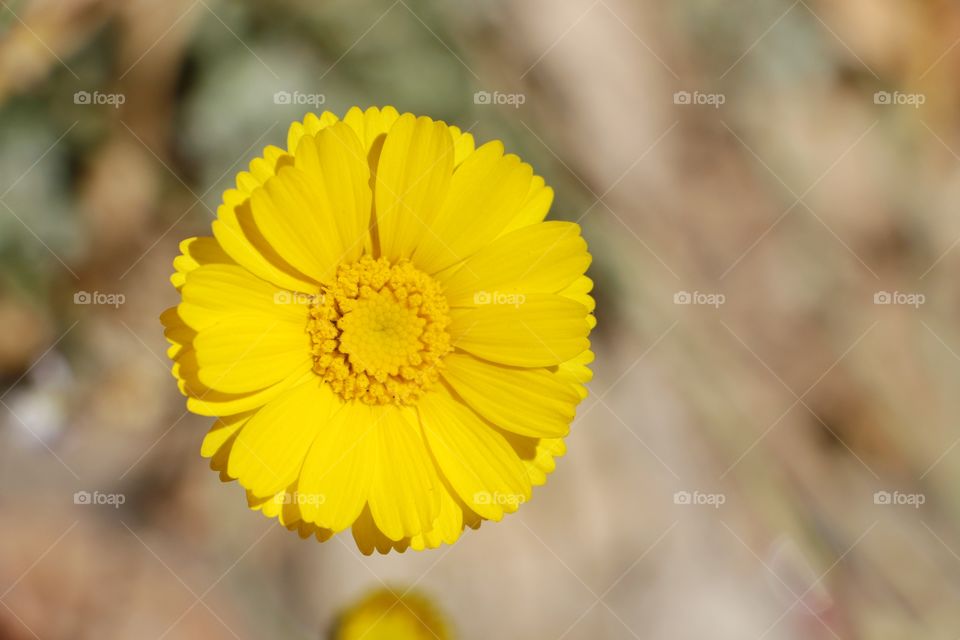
top-left (307, 256), bottom-right (452, 405)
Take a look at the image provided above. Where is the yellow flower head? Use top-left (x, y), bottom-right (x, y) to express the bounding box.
top-left (332, 588), bottom-right (451, 640)
top-left (162, 106), bottom-right (595, 553)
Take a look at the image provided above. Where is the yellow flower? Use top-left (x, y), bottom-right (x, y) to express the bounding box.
top-left (162, 106), bottom-right (594, 553)
top-left (332, 588), bottom-right (452, 640)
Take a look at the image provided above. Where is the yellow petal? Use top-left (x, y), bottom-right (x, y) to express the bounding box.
top-left (259, 514), bottom-right (335, 542)
top-left (187, 368), bottom-right (314, 417)
top-left (171, 236), bottom-right (233, 290)
top-left (227, 380), bottom-right (336, 497)
top-left (172, 339), bottom-right (307, 409)
top-left (527, 437), bottom-right (566, 486)
top-left (193, 313), bottom-right (311, 394)
top-left (180, 263), bottom-right (309, 331)
top-left (411, 141), bottom-right (533, 274)
top-left (237, 145), bottom-right (289, 194)
top-left (161, 306), bottom-right (194, 361)
top-left (247, 486), bottom-right (303, 527)
top-left (298, 401), bottom-right (377, 532)
top-left (342, 105), bottom-right (401, 160)
top-left (293, 122), bottom-right (373, 264)
top-left (449, 293), bottom-right (590, 367)
top-left (441, 352), bottom-right (578, 438)
top-left (439, 221), bottom-right (590, 306)
top-left (499, 175), bottom-right (554, 235)
top-left (409, 479), bottom-right (465, 551)
top-left (498, 431), bottom-right (567, 487)
top-left (367, 405), bottom-right (441, 540)
top-left (351, 505), bottom-right (411, 554)
top-left (375, 114), bottom-right (454, 262)
top-left (286, 111), bottom-right (341, 154)
top-left (213, 144), bottom-right (318, 293)
top-left (448, 124), bottom-right (475, 166)
top-left (249, 166), bottom-right (346, 283)
top-left (201, 411), bottom-right (252, 459)
top-left (213, 192), bottom-right (317, 293)
top-left (417, 385), bottom-right (530, 520)
top-left (556, 349), bottom-right (595, 399)
top-left (204, 412), bottom-right (254, 478)
top-left (560, 275), bottom-right (595, 313)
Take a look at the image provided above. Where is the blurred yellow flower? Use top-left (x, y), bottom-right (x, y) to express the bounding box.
top-left (161, 106), bottom-right (594, 553)
top-left (333, 588), bottom-right (451, 640)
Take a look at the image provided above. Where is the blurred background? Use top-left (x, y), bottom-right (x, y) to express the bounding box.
top-left (2, 0), bottom-right (960, 637)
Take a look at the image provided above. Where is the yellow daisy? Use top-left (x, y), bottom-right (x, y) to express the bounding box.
top-left (162, 106), bottom-right (595, 553)
top-left (332, 588), bottom-right (452, 640)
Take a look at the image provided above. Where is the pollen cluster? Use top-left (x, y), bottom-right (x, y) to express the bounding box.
top-left (307, 256), bottom-right (452, 405)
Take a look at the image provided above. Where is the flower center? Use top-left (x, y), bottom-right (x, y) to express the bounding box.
top-left (307, 256), bottom-right (452, 405)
